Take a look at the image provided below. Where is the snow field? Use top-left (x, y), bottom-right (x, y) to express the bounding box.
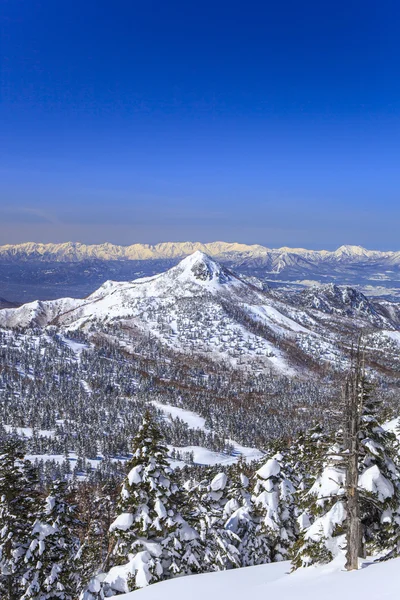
top-left (118, 555), bottom-right (400, 600)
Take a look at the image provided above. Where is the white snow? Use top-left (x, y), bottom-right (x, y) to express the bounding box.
top-left (359, 465), bottom-right (394, 501)
top-left (383, 417), bottom-right (400, 441)
top-left (117, 555), bottom-right (400, 600)
top-left (4, 425), bottom-right (55, 438)
top-left (2, 250), bottom-right (394, 375)
top-left (309, 464), bottom-right (346, 502)
top-left (0, 253), bottom-right (306, 375)
top-left (61, 336), bottom-right (89, 358)
top-left (305, 501), bottom-right (346, 541)
top-left (247, 304), bottom-right (310, 334)
top-left (128, 465), bottom-right (143, 485)
top-left (256, 458), bottom-right (281, 480)
top-left (155, 401), bottom-right (263, 466)
top-left (152, 401), bottom-right (207, 431)
top-left (381, 330), bottom-right (400, 346)
top-left (110, 513), bottom-right (134, 532)
top-left (154, 499), bottom-right (167, 519)
top-left (104, 552), bottom-right (154, 593)
top-left (25, 437), bottom-right (262, 476)
top-left (210, 472), bottom-right (227, 491)
top-left (167, 445), bottom-right (250, 467)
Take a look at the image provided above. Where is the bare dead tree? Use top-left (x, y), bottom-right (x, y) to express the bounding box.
top-left (343, 337), bottom-right (365, 571)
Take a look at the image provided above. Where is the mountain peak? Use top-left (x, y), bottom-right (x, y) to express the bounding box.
top-left (179, 249), bottom-right (212, 264)
top-left (177, 251), bottom-right (227, 283)
top-left (334, 245), bottom-right (369, 256)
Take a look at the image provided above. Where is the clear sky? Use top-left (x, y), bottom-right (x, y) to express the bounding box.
top-left (1, 0), bottom-right (399, 249)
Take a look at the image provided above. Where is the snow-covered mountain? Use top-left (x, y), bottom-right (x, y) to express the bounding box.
top-left (0, 241), bottom-right (267, 262)
top-left (286, 284), bottom-right (391, 326)
top-left (0, 252), bottom-right (263, 325)
top-left (0, 251), bottom-right (399, 375)
top-left (1, 240), bottom-right (399, 271)
top-left (3, 241), bottom-right (400, 304)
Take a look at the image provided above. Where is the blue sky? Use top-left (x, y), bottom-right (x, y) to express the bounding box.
top-left (1, 0), bottom-right (399, 249)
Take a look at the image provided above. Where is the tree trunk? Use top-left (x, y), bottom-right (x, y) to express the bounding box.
top-left (345, 453), bottom-right (360, 570)
top-left (344, 340), bottom-right (364, 571)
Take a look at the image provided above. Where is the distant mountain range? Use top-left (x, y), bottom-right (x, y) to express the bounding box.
top-left (1, 241), bottom-right (400, 271)
top-left (1, 241), bottom-right (400, 304)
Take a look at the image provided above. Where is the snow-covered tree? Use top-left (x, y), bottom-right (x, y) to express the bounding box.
top-left (253, 453), bottom-right (297, 562)
top-left (0, 441), bottom-right (39, 600)
top-left (77, 515), bottom-right (105, 599)
top-left (223, 458), bottom-right (271, 567)
top-left (22, 480), bottom-right (81, 600)
top-left (291, 378), bottom-right (400, 569)
top-left (189, 470), bottom-right (240, 572)
top-left (290, 436), bottom-right (347, 569)
top-left (358, 386), bottom-right (400, 558)
top-left (104, 413), bottom-right (199, 594)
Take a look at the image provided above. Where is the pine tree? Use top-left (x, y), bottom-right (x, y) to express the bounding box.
top-left (0, 440), bottom-right (39, 600)
top-left (77, 482), bottom-right (117, 599)
top-left (77, 508), bottom-right (104, 599)
top-left (290, 433), bottom-right (347, 569)
top-left (104, 413), bottom-right (198, 593)
top-left (357, 383), bottom-right (400, 558)
top-left (253, 453), bottom-right (297, 562)
top-left (291, 375), bottom-right (400, 569)
top-left (224, 458), bottom-right (271, 567)
top-left (190, 471), bottom-right (240, 572)
top-left (22, 480), bottom-right (81, 600)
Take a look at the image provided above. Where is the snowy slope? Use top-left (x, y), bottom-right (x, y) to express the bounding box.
top-left (119, 556), bottom-right (400, 600)
top-left (0, 251), bottom-right (262, 325)
top-left (0, 252), bottom-right (297, 373)
top-left (153, 401), bottom-right (264, 465)
top-left (286, 284), bottom-right (394, 328)
top-left (1, 251), bottom-right (400, 375)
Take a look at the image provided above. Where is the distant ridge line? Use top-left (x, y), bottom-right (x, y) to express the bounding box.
top-left (0, 241), bottom-right (399, 263)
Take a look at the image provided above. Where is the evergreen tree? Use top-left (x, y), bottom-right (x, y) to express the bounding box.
top-left (224, 458), bottom-right (271, 567)
top-left (291, 379), bottom-right (400, 569)
top-left (0, 440), bottom-right (39, 600)
top-left (77, 482), bottom-right (117, 599)
top-left (190, 471), bottom-right (240, 572)
top-left (253, 453), bottom-right (297, 562)
top-left (22, 480), bottom-right (81, 600)
top-left (358, 385), bottom-right (400, 558)
top-left (77, 506), bottom-right (104, 599)
top-left (290, 435), bottom-right (347, 569)
top-left (104, 413), bottom-right (198, 593)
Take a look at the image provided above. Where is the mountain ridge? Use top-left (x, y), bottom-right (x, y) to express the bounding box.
top-left (1, 251), bottom-right (399, 377)
top-left (0, 240), bottom-right (399, 267)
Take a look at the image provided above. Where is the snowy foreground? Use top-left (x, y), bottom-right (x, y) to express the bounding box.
top-left (119, 556), bottom-right (400, 600)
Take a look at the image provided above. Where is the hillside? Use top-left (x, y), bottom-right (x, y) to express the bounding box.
top-left (1, 251), bottom-right (400, 376)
